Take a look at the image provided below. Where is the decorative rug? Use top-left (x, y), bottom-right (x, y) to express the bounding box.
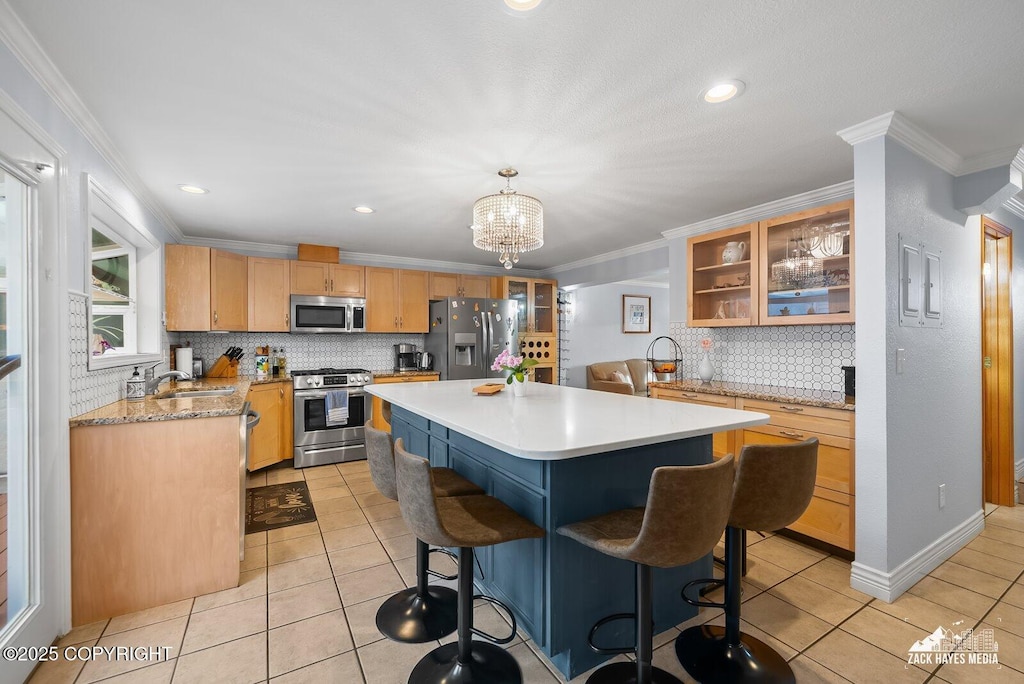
top-left (245, 481), bottom-right (317, 534)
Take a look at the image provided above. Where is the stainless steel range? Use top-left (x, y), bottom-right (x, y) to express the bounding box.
top-left (292, 368), bottom-right (373, 468)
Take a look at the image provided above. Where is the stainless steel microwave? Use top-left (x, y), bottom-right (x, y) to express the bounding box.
top-left (290, 295), bottom-right (367, 333)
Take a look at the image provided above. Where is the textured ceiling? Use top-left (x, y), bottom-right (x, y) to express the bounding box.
top-left (8, 0), bottom-right (1024, 269)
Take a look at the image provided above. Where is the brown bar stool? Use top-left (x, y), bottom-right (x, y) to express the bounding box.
top-left (557, 455), bottom-right (736, 684)
top-left (364, 422), bottom-right (483, 643)
top-left (675, 438), bottom-right (818, 683)
top-left (394, 440), bottom-right (545, 684)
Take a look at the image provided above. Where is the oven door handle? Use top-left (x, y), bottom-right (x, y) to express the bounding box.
top-left (295, 390), bottom-right (366, 399)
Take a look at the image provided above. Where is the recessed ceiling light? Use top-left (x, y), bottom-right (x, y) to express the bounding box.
top-left (702, 80), bottom-right (745, 104)
top-left (177, 184), bottom-right (209, 194)
top-left (353, 206), bottom-right (375, 214)
top-left (504, 0), bottom-right (543, 11)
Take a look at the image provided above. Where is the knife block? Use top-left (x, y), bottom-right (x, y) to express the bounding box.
top-left (206, 355), bottom-right (239, 378)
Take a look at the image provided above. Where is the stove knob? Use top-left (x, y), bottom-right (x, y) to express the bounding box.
top-left (305, 377), bottom-right (314, 386)
top-left (360, 374), bottom-right (368, 383)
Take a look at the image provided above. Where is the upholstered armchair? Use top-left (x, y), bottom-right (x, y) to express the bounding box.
top-left (586, 359), bottom-right (651, 396)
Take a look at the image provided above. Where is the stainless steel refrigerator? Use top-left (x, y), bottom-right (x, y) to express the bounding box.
top-left (425, 298), bottom-right (520, 380)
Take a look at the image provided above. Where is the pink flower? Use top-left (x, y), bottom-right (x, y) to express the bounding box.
top-left (700, 338), bottom-right (712, 351)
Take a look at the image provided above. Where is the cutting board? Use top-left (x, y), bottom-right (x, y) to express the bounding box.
top-left (473, 383), bottom-right (505, 395)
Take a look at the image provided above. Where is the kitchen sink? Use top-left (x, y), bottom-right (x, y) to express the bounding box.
top-left (159, 388), bottom-right (236, 398)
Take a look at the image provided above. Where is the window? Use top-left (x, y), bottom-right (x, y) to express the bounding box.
top-left (86, 175), bottom-right (161, 370)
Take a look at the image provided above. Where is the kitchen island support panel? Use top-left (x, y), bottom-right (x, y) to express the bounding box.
top-left (391, 405), bottom-right (712, 679)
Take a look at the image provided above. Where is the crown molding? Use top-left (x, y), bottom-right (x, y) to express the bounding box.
top-left (540, 238), bottom-right (667, 277)
top-left (0, 0), bottom-right (184, 242)
top-left (959, 145), bottom-right (1024, 176)
top-left (614, 278), bottom-right (670, 289)
top-left (661, 181), bottom-right (854, 241)
top-left (181, 234), bottom-right (539, 276)
top-left (1006, 195), bottom-right (1024, 221)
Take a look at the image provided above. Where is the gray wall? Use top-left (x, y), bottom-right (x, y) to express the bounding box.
top-left (563, 283), bottom-right (669, 388)
top-left (854, 136), bottom-right (984, 590)
top-left (547, 246), bottom-right (668, 290)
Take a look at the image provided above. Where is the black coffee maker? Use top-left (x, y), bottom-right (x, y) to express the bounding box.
top-left (841, 366), bottom-right (855, 399)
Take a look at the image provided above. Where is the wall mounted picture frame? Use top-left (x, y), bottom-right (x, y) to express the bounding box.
top-left (622, 294), bottom-right (651, 334)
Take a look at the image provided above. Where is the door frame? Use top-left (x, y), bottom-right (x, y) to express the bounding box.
top-left (980, 216), bottom-right (1015, 506)
top-left (0, 85), bottom-right (71, 682)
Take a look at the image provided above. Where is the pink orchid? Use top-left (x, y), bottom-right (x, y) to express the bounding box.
top-left (492, 349), bottom-right (538, 383)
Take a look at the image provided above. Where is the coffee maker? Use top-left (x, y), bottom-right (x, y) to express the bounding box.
top-left (394, 343), bottom-right (418, 372)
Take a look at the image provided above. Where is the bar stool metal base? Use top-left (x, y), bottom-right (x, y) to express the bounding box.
top-left (674, 624), bottom-right (795, 684)
top-left (409, 641), bottom-right (521, 684)
top-left (584, 661), bottom-right (683, 684)
top-left (374, 585), bottom-right (458, 643)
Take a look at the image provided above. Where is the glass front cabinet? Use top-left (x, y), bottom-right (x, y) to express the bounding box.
top-left (688, 200), bottom-right (854, 327)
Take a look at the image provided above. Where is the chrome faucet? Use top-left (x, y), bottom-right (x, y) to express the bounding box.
top-left (144, 367), bottom-right (193, 395)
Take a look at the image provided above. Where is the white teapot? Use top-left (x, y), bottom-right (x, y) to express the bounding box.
top-left (722, 241), bottom-right (747, 264)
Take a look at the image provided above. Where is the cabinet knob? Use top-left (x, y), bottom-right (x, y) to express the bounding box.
top-left (779, 429), bottom-right (805, 438)
top-left (778, 405), bottom-right (804, 413)
top-left (280, 387), bottom-right (284, 398)
top-left (331, 279), bottom-right (334, 291)
top-left (399, 316), bottom-right (403, 328)
top-left (324, 279), bottom-right (328, 292)
top-left (394, 316), bottom-right (398, 328)
top-left (683, 393), bottom-right (699, 399)
top-left (285, 313), bottom-right (290, 325)
top-left (213, 311), bottom-right (218, 324)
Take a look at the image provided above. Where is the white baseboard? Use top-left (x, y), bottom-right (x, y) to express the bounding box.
top-left (850, 510), bottom-right (984, 603)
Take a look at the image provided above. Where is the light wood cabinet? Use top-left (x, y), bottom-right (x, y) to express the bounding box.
top-left (372, 374), bottom-right (439, 431)
top-left (366, 267), bottom-right (429, 332)
top-left (687, 223), bottom-right (759, 327)
top-left (70, 415), bottom-right (244, 625)
top-left (247, 381), bottom-right (293, 471)
top-left (649, 387), bottom-right (738, 459)
top-left (759, 200), bottom-right (854, 325)
top-left (502, 277), bottom-right (557, 334)
top-left (290, 261), bottom-right (366, 297)
top-left (165, 244), bottom-right (211, 331)
top-left (429, 272), bottom-right (493, 300)
top-left (248, 257), bottom-right (291, 332)
top-left (519, 334), bottom-right (559, 385)
top-left (687, 200), bottom-right (854, 327)
top-left (165, 245), bottom-right (248, 332)
top-left (737, 397), bottom-right (855, 551)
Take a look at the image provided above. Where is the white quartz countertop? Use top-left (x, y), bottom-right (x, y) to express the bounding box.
top-left (367, 379), bottom-right (770, 460)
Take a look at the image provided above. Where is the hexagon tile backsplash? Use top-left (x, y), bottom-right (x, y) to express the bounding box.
top-left (668, 322), bottom-right (854, 392)
top-left (179, 332), bottom-right (426, 376)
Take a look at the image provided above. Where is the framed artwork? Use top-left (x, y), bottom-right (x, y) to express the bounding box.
top-left (622, 294), bottom-right (651, 334)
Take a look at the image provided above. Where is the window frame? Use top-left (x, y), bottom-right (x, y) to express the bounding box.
top-left (85, 175), bottom-right (161, 371)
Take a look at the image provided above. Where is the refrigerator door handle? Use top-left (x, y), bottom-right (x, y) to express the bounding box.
top-left (481, 311), bottom-right (491, 373)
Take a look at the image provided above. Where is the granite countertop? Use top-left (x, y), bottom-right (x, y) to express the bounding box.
top-left (368, 379), bottom-right (769, 460)
top-left (647, 379), bottom-right (854, 411)
top-left (245, 374), bottom-right (291, 385)
top-left (70, 377), bottom-right (253, 427)
top-left (372, 370), bottom-right (441, 379)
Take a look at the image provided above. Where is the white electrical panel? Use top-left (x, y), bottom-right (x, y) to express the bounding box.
top-left (899, 234), bottom-right (942, 328)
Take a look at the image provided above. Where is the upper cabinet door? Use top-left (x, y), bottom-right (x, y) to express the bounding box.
top-left (429, 272), bottom-right (460, 300)
top-left (329, 264), bottom-right (365, 297)
top-left (399, 270), bottom-right (430, 332)
top-left (365, 267), bottom-right (399, 332)
top-left (290, 261), bottom-right (329, 295)
top-left (687, 223), bottom-right (759, 327)
top-left (248, 257), bottom-right (290, 332)
top-left (211, 249), bottom-right (248, 331)
top-left (504, 278), bottom-right (530, 333)
top-left (165, 244), bottom-right (211, 331)
top-left (532, 280), bottom-right (556, 334)
top-left (759, 200), bottom-right (854, 325)
top-left (460, 275), bottom-right (492, 299)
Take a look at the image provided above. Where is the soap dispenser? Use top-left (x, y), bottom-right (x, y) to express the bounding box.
top-left (126, 366), bottom-right (146, 401)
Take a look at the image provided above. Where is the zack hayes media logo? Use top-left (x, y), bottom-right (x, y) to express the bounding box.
top-left (907, 622), bottom-right (999, 667)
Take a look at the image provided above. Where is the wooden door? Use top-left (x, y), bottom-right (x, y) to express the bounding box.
top-left (329, 264), bottom-right (365, 297)
top-left (165, 244), bottom-right (211, 331)
top-left (365, 267), bottom-right (399, 331)
top-left (211, 249), bottom-right (247, 331)
top-left (248, 384), bottom-right (286, 471)
top-left (429, 272), bottom-right (460, 300)
top-left (982, 217), bottom-right (1015, 506)
top-left (290, 261), bottom-right (329, 295)
top-left (399, 269), bottom-right (430, 332)
top-left (461, 275), bottom-right (492, 298)
top-left (248, 257), bottom-right (290, 332)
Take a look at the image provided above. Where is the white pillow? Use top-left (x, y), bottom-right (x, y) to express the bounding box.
top-left (611, 370), bottom-right (630, 384)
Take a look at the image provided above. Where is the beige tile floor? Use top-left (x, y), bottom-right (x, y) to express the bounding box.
top-left (27, 464), bottom-right (1024, 683)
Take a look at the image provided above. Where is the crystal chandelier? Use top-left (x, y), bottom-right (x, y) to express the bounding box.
top-left (771, 231), bottom-right (823, 291)
top-left (471, 168), bottom-right (544, 269)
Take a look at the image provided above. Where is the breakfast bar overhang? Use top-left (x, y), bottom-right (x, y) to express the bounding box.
top-left (366, 379), bottom-right (769, 679)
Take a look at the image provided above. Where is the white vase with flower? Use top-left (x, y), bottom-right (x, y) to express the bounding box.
top-left (698, 338), bottom-right (715, 384)
top-left (492, 349), bottom-right (538, 397)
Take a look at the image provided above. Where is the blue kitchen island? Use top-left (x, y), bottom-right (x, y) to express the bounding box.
top-left (367, 379), bottom-right (768, 679)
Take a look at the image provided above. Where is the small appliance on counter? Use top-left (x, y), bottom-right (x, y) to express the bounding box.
top-left (418, 350), bottom-right (434, 371)
top-left (841, 365), bottom-right (855, 398)
top-left (394, 343), bottom-right (419, 372)
top-left (292, 368), bottom-right (373, 467)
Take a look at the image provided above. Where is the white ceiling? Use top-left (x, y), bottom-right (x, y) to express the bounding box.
top-left (7, 1), bottom-right (1024, 270)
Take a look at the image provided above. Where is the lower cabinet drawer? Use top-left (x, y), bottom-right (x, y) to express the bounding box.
top-left (786, 487), bottom-right (854, 552)
top-left (740, 426), bottom-right (853, 494)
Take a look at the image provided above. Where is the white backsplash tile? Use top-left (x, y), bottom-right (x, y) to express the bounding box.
top-left (69, 292), bottom-right (173, 417)
top-left (667, 321), bottom-right (854, 392)
top-left (177, 332), bottom-right (425, 375)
